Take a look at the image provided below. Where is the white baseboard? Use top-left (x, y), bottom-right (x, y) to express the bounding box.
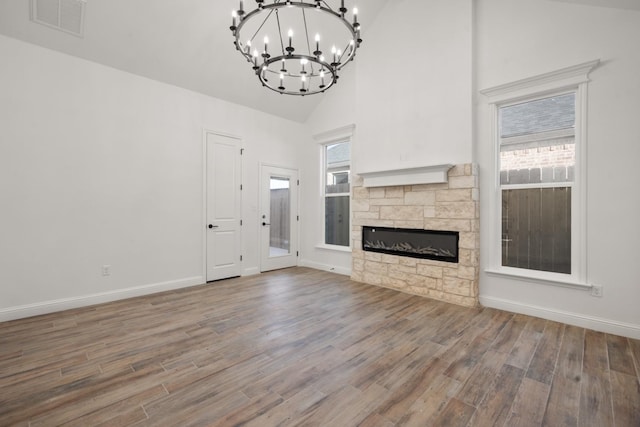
top-left (242, 267), bottom-right (260, 277)
top-left (480, 296), bottom-right (640, 340)
top-left (299, 259), bottom-right (352, 276)
top-left (0, 276), bottom-right (204, 323)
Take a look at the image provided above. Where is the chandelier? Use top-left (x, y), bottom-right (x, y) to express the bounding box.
top-left (230, 1), bottom-right (362, 96)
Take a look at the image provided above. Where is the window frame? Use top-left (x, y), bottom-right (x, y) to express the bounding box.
top-left (499, 89), bottom-right (576, 276)
top-left (481, 60), bottom-right (599, 288)
top-left (313, 125), bottom-right (355, 252)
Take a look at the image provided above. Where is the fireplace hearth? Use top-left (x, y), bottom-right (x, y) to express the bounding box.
top-left (363, 226), bottom-right (459, 263)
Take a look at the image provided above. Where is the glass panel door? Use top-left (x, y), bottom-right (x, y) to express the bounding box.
top-left (260, 165), bottom-right (298, 272)
top-left (269, 177), bottom-right (291, 257)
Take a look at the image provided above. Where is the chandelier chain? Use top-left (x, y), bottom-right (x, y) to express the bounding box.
top-left (275, 10), bottom-right (286, 56)
top-left (301, 8), bottom-right (316, 75)
top-left (249, 9), bottom-right (275, 46)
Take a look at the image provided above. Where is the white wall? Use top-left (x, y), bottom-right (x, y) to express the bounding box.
top-left (355, 0), bottom-right (474, 173)
top-left (0, 35), bottom-right (305, 320)
top-left (298, 65), bottom-right (357, 275)
top-left (299, 0), bottom-right (475, 274)
top-left (476, 0), bottom-right (640, 338)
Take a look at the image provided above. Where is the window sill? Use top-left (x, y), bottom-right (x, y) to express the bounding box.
top-left (485, 268), bottom-right (591, 290)
top-left (315, 244), bottom-right (352, 253)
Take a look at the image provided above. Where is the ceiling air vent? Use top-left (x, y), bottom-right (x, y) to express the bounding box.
top-left (30, 0), bottom-right (86, 37)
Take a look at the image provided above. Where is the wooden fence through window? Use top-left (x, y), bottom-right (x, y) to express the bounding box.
top-left (502, 187), bottom-right (571, 274)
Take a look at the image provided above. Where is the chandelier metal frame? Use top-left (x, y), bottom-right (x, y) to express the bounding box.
top-left (230, 0), bottom-right (362, 96)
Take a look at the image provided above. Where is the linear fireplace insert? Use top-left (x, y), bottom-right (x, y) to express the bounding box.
top-left (362, 226), bottom-right (459, 263)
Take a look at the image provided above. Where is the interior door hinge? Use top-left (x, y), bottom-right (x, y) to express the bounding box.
top-left (240, 184), bottom-right (243, 190)
top-left (240, 255), bottom-right (243, 261)
top-left (240, 148), bottom-right (244, 155)
top-left (296, 251), bottom-right (299, 257)
top-left (297, 215), bottom-right (299, 221)
top-left (240, 219), bottom-right (243, 226)
top-left (297, 179), bottom-right (300, 186)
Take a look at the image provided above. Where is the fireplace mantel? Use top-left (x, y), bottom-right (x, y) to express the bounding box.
top-left (357, 164), bottom-right (454, 188)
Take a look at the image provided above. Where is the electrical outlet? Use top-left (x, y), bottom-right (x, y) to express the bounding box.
top-left (590, 285), bottom-right (603, 297)
top-left (102, 265), bottom-right (111, 276)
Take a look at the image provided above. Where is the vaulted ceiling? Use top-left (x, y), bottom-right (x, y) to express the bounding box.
top-left (1, 0), bottom-right (637, 123)
top-left (0, 0), bottom-right (389, 123)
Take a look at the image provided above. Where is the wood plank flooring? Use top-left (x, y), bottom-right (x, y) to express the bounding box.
top-left (1, 267), bottom-right (639, 426)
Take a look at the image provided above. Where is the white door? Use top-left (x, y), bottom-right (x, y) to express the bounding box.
top-left (260, 165), bottom-right (298, 272)
top-left (206, 132), bottom-right (242, 281)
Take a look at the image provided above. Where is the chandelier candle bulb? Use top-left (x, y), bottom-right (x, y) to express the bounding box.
top-left (246, 40), bottom-right (251, 55)
top-left (238, 0), bottom-right (244, 15)
top-left (285, 30), bottom-right (294, 54)
top-left (263, 36), bottom-right (269, 57)
top-left (252, 49), bottom-right (259, 69)
top-left (231, 11), bottom-right (237, 31)
top-left (314, 33), bottom-right (321, 56)
top-left (353, 7), bottom-right (358, 25)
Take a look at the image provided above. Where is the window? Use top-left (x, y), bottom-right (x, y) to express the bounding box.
top-left (481, 60), bottom-right (599, 285)
top-left (499, 93), bottom-right (575, 274)
top-left (323, 141), bottom-right (351, 247)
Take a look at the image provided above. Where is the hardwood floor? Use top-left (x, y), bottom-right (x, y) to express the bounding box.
top-left (1, 267), bottom-right (639, 426)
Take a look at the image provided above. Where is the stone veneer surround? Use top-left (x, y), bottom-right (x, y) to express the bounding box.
top-left (351, 164), bottom-right (480, 307)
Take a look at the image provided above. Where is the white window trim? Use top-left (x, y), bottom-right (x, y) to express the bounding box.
top-left (480, 60), bottom-right (600, 287)
top-left (314, 125), bottom-right (355, 251)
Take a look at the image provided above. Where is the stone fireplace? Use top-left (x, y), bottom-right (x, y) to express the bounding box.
top-left (351, 164), bottom-right (479, 307)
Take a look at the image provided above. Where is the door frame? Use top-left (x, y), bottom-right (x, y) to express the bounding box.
top-left (259, 163), bottom-right (300, 272)
top-left (202, 129), bottom-right (243, 281)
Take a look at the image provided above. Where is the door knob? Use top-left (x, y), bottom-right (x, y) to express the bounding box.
top-left (262, 222), bottom-right (271, 226)
top-left (208, 224), bottom-right (219, 229)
